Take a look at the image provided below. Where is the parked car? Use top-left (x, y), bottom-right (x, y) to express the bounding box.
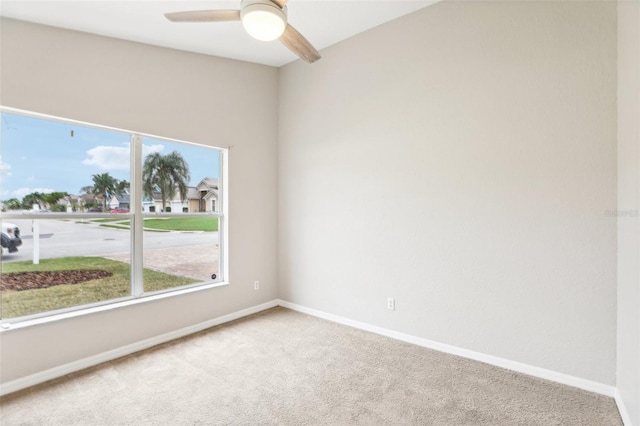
top-left (88, 207), bottom-right (103, 212)
top-left (1, 222), bottom-right (22, 253)
top-left (111, 208), bottom-right (130, 213)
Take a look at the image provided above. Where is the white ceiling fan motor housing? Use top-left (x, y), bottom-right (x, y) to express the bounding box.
top-left (241, 0), bottom-right (288, 41)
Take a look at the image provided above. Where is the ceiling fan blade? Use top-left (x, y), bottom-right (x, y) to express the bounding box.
top-left (279, 24), bottom-right (321, 64)
top-left (165, 10), bottom-right (241, 23)
top-left (269, 0), bottom-right (288, 9)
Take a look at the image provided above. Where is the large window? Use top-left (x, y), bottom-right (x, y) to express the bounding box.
top-left (0, 109), bottom-right (226, 322)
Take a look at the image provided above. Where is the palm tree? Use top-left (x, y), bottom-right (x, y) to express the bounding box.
top-left (79, 185), bottom-right (94, 195)
top-left (142, 151), bottom-right (190, 212)
top-left (91, 173), bottom-right (118, 209)
top-left (116, 180), bottom-right (130, 193)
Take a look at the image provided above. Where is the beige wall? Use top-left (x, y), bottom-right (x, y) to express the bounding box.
top-left (0, 19), bottom-right (279, 383)
top-left (279, 1), bottom-right (617, 384)
top-left (617, 1), bottom-right (640, 423)
top-left (0, 0), bottom-right (629, 398)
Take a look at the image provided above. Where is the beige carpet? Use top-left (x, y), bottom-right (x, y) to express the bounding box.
top-left (0, 307), bottom-right (622, 425)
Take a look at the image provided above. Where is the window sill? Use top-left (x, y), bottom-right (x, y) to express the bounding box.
top-left (0, 281), bottom-right (230, 332)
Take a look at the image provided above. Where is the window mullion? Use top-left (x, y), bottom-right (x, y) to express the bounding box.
top-left (219, 149), bottom-right (228, 282)
top-left (131, 135), bottom-right (144, 297)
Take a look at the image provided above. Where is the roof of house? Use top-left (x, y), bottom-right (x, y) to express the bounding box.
top-left (196, 177), bottom-right (218, 190)
top-left (142, 191), bottom-right (163, 202)
top-left (203, 189), bottom-right (219, 201)
top-left (187, 187), bottom-right (200, 200)
top-left (109, 192), bottom-right (130, 203)
top-left (137, 179), bottom-right (218, 202)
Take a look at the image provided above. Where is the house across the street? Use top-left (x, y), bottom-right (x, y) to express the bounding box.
top-left (139, 177), bottom-right (218, 213)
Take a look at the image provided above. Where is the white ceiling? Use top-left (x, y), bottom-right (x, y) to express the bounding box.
top-left (0, 0), bottom-right (437, 67)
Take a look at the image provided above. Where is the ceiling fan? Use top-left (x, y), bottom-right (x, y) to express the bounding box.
top-left (165, 0), bottom-right (321, 64)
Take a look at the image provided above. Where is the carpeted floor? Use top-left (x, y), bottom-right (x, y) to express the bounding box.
top-left (0, 307), bottom-right (622, 425)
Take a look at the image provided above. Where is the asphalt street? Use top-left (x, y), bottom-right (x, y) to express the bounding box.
top-left (1, 218), bottom-right (218, 263)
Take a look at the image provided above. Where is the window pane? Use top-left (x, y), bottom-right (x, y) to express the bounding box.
top-left (0, 112), bottom-right (131, 214)
top-left (141, 138), bottom-right (221, 292)
top-left (0, 218), bottom-right (131, 318)
top-left (142, 217), bottom-right (220, 291)
top-left (141, 138), bottom-right (220, 214)
top-left (0, 112), bottom-right (134, 319)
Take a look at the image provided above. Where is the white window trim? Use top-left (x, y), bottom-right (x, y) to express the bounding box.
top-left (0, 107), bottom-right (229, 327)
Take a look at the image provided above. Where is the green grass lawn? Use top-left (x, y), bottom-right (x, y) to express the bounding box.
top-left (1, 257), bottom-right (198, 319)
top-left (91, 217), bottom-right (218, 232)
top-left (143, 217), bottom-right (218, 232)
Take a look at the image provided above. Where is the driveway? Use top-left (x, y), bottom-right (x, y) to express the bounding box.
top-left (103, 244), bottom-right (219, 282)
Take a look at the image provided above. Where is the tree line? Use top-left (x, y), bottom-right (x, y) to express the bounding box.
top-left (2, 151), bottom-right (190, 212)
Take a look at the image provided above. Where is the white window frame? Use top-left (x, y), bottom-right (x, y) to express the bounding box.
top-left (0, 107), bottom-right (229, 327)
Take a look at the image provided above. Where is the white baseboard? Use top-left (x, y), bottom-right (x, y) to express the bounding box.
top-left (0, 299), bottom-right (279, 397)
top-left (614, 389), bottom-right (634, 426)
top-left (1, 297), bottom-right (624, 416)
top-left (277, 299), bottom-right (617, 398)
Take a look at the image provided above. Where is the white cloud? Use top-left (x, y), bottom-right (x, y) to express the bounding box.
top-left (82, 143), bottom-right (131, 170)
top-left (0, 156), bottom-right (12, 177)
top-left (12, 187), bottom-right (55, 199)
top-left (82, 143), bottom-right (164, 170)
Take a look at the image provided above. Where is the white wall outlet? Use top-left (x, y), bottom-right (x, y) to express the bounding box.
top-left (387, 298), bottom-right (395, 310)
top-left (254, 281), bottom-right (260, 290)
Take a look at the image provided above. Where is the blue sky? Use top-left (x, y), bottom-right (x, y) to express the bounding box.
top-left (0, 112), bottom-right (220, 200)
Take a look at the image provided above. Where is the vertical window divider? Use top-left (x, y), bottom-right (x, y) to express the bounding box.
top-left (220, 149), bottom-right (229, 283)
top-left (131, 134), bottom-right (144, 297)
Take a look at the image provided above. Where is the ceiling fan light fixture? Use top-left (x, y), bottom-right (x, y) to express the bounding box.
top-left (241, 0), bottom-right (287, 41)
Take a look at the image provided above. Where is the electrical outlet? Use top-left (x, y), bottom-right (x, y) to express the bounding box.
top-left (387, 298), bottom-right (395, 310)
top-left (254, 280), bottom-right (260, 290)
